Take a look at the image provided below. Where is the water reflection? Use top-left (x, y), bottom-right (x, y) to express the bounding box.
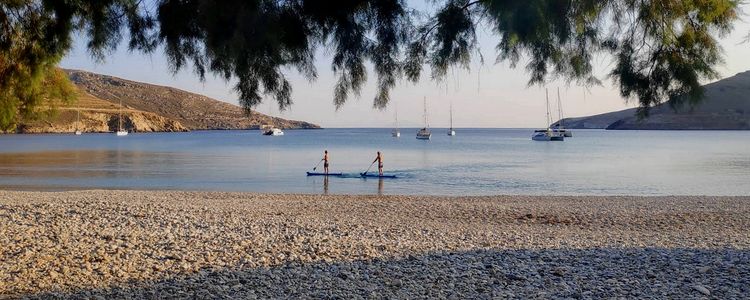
top-left (0, 150), bottom-right (188, 179)
top-left (378, 178), bottom-right (384, 195)
top-left (1, 129), bottom-right (749, 195)
top-left (323, 176), bottom-right (329, 195)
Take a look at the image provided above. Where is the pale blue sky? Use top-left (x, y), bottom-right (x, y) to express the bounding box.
top-left (60, 3), bottom-right (750, 128)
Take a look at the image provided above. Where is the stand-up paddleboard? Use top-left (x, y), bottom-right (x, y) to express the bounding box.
top-left (307, 172), bottom-right (343, 176)
top-left (360, 173), bottom-right (397, 178)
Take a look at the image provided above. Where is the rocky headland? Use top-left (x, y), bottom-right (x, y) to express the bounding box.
top-left (557, 71), bottom-right (750, 130)
top-left (4, 70), bottom-right (319, 134)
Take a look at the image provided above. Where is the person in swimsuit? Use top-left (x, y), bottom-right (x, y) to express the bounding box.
top-left (372, 151), bottom-right (383, 176)
top-left (323, 150), bottom-right (329, 175)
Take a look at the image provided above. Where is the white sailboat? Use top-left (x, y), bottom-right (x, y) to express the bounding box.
top-left (392, 104), bottom-right (400, 137)
top-left (74, 108), bottom-right (82, 135)
top-left (416, 97), bottom-right (431, 140)
top-left (532, 89), bottom-right (564, 141)
top-left (447, 102), bottom-right (456, 136)
top-left (552, 87), bottom-right (572, 137)
top-left (116, 99), bottom-right (128, 136)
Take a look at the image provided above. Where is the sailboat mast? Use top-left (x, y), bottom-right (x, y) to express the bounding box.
top-left (395, 104), bottom-right (399, 129)
top-left (423, 96), bottom-right (428, 128)
top-left (119, 99), bottom-right (122, 131)
top-left (545, 89), bottom-right (551, 130)
top-left (557, 87), bottom-right (564, 129)
top-left (449, 103), bottom-right (453, 129)
top-left (76, 109), bottom-right (80, 131)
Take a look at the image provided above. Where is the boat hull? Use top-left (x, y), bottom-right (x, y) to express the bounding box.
top-left (116, 131), bottom-right (128, 136)
top-left (263, 129), bottom-right (284, 136)
top-left (552, 129), bottom-right (572, 137)
top-left (306, 172), bottom-right (343, 176)
top-left (532, 130), bottom-right (564, 141)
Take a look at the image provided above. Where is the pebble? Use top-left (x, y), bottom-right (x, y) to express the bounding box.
top-left (0, 190), bottom-right (747, 299)
top-left (693, 285), bottom-right (711, 296)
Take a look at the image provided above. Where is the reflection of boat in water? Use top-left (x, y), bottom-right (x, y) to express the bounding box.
top-left (263, 128), bottom-right (284, 136)
top-left (416, 97), bottom-right (431, 140)
top-left (532, 88), bottom-right (564, 142)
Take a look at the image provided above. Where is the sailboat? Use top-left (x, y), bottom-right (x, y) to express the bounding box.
top-left (116, 99), bottom-right (128, 136)
top-left (532, 89), bottom-right (564, 141)
top-left (74, 108), bottom-right (82, 135)
top-left (447, 103), bottom-right (456, 136)
top-left (416, 97), bottom-right (431, 140)
top-left (552, 87), bottom-right (572, 137)
top-left (392, 103), bottom-right (400, 137)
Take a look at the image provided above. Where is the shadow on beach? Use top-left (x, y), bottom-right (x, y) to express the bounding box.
top-left (19, 247), bottom-right (750, 299)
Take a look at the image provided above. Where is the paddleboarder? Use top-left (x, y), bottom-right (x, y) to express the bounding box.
top-left (323, 150), bottom-right (329, 175)
top-left (372, 151), bottom-right (383, 176)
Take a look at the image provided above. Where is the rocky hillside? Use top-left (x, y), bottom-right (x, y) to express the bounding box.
top-left (557, 71), bottom-right (750, 130)
top-left (12, 91), bottom-right (188, 134)
top-left (66, 70), bottom-right (319, 130)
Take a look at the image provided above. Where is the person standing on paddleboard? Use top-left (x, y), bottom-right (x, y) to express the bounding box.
top-left (323, 150), bottom-right (330, 175)
top-left (373, 151), bottom-right (383, 176)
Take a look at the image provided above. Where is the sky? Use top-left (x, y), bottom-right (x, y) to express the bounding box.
top-left (60, 3), bottom-right (750, 128)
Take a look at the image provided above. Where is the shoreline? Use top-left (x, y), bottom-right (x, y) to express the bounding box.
top-left (1, 190), bottom-right (748, 298)
top-left (1, 186), bottom-right (746, 197)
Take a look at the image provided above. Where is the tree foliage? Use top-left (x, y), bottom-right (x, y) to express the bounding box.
top-left (0, 0), bottom-right (740, 129)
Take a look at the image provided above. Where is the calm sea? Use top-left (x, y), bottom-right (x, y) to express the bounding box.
top-left (0, 129), bottom-right (748, 196)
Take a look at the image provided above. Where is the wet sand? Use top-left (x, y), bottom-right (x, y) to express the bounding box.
top-left (0, 190), bottom-right (748, 298)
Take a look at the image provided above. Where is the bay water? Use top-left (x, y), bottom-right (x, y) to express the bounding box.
top-left (1, 129), bottom-right (748, 196)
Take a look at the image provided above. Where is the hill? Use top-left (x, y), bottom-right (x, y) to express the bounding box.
top-left (14, 90), bottom-right (188, 133)
top-left (65, 70), bottom-right (319, 130)
top-left (556, 71), bottom-right (750, 130)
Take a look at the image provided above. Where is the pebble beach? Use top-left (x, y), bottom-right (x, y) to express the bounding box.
top-left (0, 190), bottom-right (748, 299)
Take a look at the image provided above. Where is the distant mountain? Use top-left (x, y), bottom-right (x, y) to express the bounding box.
top-left (556, 71), bottom-right (750, 130)
top-left (65, 70), bottom-right (319, 130)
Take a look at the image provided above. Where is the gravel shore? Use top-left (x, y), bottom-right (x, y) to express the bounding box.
top-left (1, 190), bottom-right (748, 299)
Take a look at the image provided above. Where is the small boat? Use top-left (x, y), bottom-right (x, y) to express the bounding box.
top-left (360, 173), bottom-right (397, 178)
top-left (263, 128), bottom-right (284, 136)
top-left (416, 96), bottom-right (431, 140)
top-left (416, 128), bottom-right (431, 140)
top-left (306, 172), bottom-right (343, 176)
top-left (447, 103), bottom-right (456, 136)
top-left (532, 89), bottom-right (563, 142)
top-left (551, 128), bottom-right (572, 137)
top-left (532, 129), bottom-right (564, 141)
top-left (115, 99), bottom-right (127, 136)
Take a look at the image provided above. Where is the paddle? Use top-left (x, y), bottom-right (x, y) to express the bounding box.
top-left (362, 161), bottom-right (376, 176)
top-left (312, 159), bottom-right (323, 171)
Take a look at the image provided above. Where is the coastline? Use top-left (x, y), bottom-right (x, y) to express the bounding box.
top-left (1, 190), bottom-right (748, 298)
